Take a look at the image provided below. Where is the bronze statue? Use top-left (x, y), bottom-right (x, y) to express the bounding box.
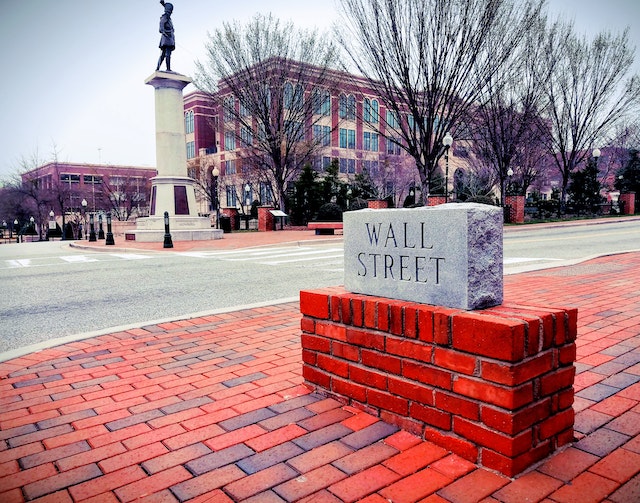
top-left (156, 1), bottom-right (175, 72)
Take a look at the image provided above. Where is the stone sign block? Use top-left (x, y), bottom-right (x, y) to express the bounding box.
top-left (343, 203), bottom-right (503, 310)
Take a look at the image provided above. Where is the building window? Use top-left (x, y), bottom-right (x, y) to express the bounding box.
top-left (185, 111), bottom-right (194, 134)
top-left (364, 98), bottom-right (379, 123)
top-left (223, 96), bottom-right (235, 122)
top-left (239, 100), bottom-right (250, 117)
top-left (240, 127), bottom-right (253, 148)
top-left (339, 128), bottom-right (356, 149)
top-left (260, 182), bottom-right (274, 205)
top-left (313, 125), bottom-right (331, 146)
top-left (284, 82), bottom-right (303, 110)
top-left (364, 132), bottom-right (379, 151)
top-left (224, 159), bottom-right (236, 175)
top-left (224, 131), bottom-right (236, 151)
top-left (387, 137), bottom-right (401, 155)
top-left (226, 185), bottom-right (237, 207)
top-left (339, 94), bottom-right (356, 120)
top-left (339, 158), bottom-right (356, 174)
top-left (60, 173), bottom-right (80, 184)
top-left (386, 110), bottom-right (400, 129)
top-left (312, 88), bottom-right (331, 116)
top-left (186, 141), bottom-right (196, 159)
top-left (83, 175), bottom-right (103, 185)
top-left (285, 120), bottom-right (304, 142)
top-left (363, 160), bottom-right (379, 175)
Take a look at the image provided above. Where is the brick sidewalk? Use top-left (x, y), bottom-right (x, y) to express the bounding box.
top-left (1, 253), bottom-right (639, 502)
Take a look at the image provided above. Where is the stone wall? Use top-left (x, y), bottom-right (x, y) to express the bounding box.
top-left (300, 287), bottom-right (577, 477)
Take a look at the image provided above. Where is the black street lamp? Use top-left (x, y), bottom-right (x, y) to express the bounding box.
top-left (14, 219), bottom-right (19, 243)
top-left (593, 148), bottom-right (601, 169)
top-left (81, 198), bottom-right (88, 239)
top-left (212, 166), bottom-right (220, 229)
top-left (105, 212), bottom-right (115, 245)
top-left (443, 132), bottom-right (453, 201)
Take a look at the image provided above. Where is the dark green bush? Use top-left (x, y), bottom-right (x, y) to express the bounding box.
top-left (316, 202), bottom-right (343, 222)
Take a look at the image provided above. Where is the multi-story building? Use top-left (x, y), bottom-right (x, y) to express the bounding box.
top-left (183, 61), bottom-right (450, 216)
top-left (21, 162), bottom-right (157, 220)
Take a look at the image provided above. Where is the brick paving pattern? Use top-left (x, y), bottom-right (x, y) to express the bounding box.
top-left (1, 251), bottom-right (639, 502)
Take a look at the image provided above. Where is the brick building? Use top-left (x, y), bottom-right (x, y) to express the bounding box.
top-left (183, 60), bottom-right (470, 217)
top-left (21, 162), bottom-right (157, 220)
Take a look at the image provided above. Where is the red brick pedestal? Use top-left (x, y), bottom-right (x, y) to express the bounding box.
top-left (620, 192), bottom-right (636, 215)
top-left (427, 196), bottom-right (447, 206)
top-left (505, 195), bottom-right (525, 223)
top-left (300, 288), bottom-right (577, 477)
top-left (368, 200), bottom-right (388, 209)
top-left (258, 206), bottom-right (274, 232)
top-left (222, 207), bottom-right (239, 230)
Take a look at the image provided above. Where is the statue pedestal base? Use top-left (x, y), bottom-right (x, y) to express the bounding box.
top-left (132, 215), bottom-right (222, 242)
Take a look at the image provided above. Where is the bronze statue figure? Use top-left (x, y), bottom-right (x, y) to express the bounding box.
top-left (156, 1), bottom-right (175, 72)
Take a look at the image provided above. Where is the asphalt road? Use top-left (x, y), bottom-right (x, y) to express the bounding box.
top-left (1, 218), bottom-right (639, 358)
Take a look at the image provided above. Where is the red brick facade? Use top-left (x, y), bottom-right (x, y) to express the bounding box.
top-left (300, 287), bottom-right (577, 477)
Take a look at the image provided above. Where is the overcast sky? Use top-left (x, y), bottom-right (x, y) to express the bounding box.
top-left (1, 0), bottom-right (638, 181)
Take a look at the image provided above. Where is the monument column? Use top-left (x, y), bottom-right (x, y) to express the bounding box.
top-left (132, 71), bottom-right (222, 242)
top-left (145, 71), bottom-right (198, 217)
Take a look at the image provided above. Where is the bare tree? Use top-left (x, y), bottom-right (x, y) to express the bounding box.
top-left (334, 0), bottom-right (543, 202)
top-left (472, 12), bottom-right (549, 204)
top-left (537, 21), bottom-right (640, 209)
top-left (195, 14), bottom-right (338, 211)
top-left (102, 175), bottom-right (151, 221)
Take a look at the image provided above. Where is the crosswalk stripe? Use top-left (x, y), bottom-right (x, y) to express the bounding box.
top-left (60, 255), bottom-right (99, 263)
top-left (109, 254), bottom-right (151, 260)
top-left (6, 259), bottom-right (31, 268)
top-left (263, 253), bottom-right (344, 265)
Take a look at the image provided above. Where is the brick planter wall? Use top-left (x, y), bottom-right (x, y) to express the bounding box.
top-left (300, 287), bottom-right (577, 477)
top-left (222, 207), bottom-right (239, 230)
top-left (505, 195), bottom-right (525, 223)
top-left (620, 192), bottom-right (636, 215)
top-left (258, 206), bottom-right (274, 232)
top-left (427, 196), bottom-right (447, 206)
top-left (368, 200), bottom-right (388, 209)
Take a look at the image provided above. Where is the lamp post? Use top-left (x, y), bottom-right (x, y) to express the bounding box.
top-left (14, 219), bottom-right (19, 243)
top-left (105, 212), bottom-right (115, 245)
top-left (212, 167), bottom-right (220, 229)
top-left (593, 148), bottom-right (601, 169)
top-left (29, 216), bottom-right (35, 241)
top-left (81, 198), bottom-right (88, 239)
top-left (442, 132), bottom-right (453, 201)
top-left (49, 210), bottom-right (55, 241)
top-left (244, 183), bottom-right (251, 229)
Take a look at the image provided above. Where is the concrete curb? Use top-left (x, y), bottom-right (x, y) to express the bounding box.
top-left (0, 296), bottom-right (298, 364)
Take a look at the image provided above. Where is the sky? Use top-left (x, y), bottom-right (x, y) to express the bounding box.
top-left (1, 0), bottom-right (638, 182)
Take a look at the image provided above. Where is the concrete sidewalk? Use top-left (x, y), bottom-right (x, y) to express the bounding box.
top-left (1, 248), bottom-right (639, 501)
